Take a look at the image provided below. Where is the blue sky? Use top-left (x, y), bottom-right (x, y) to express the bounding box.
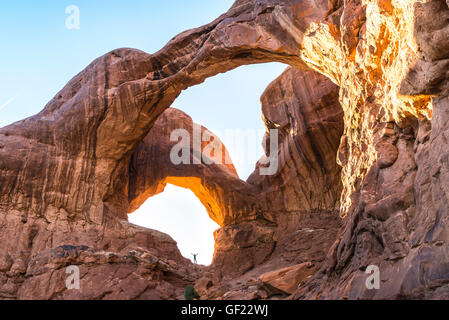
top-left (0, 1), bottom-right (287, 265)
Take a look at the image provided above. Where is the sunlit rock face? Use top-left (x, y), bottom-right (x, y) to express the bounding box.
top-left (1, 0), bottom-right (449, 299)
top-left (299, 0), bottom-right (433, 216)
top-left (295, 0), bottom-right (449, 299)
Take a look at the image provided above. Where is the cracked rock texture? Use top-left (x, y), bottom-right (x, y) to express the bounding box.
top-left (1, 0), bottom-right (449, 299)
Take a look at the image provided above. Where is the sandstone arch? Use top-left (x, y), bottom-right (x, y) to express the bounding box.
top-left (127, 107), bottom-right (258, 227)
top-left (1, 0), bottom-right (449, 300)
top-left (0, 0), bottom-right (345, 298)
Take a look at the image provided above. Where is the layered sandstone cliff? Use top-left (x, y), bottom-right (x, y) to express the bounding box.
top-left (1, 0), bottom-right (449, 299)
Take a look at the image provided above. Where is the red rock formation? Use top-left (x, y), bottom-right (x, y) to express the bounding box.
top-left (259, 262), bottom-right (316, 295)
top-left (295, 0), bottom-right (449, 300)
top-left (210, 67), bottom-right (343, 283)
top-left (1, 0), bottom-right (449, 300)
top-left (126, 67), bottom-right (344, 291)
top-left (128, 108), bottom-right (255, 227)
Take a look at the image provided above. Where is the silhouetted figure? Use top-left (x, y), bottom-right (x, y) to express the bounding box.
top-left (191, 253), bottom-right (199, 264)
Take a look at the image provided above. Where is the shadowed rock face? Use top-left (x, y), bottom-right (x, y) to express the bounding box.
top-left (200, 67), bottom-right (344, 297)
top-left (1, 0), bottom-right (449, 299)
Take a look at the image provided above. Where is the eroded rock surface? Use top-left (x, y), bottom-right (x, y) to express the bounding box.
top-left (1, 0), bottom-right (449, 300)
top-left (295, 0), bottom-right (449, 300)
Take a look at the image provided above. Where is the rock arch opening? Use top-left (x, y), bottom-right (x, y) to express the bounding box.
top-left (127, 63), bottom-right (287, 265)
top-left (125, 63), bottom-right (345, 283)
top-left (128, 183), bottom-right (219, 265)
top-left (172, 63), bottom-right (287, 179)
